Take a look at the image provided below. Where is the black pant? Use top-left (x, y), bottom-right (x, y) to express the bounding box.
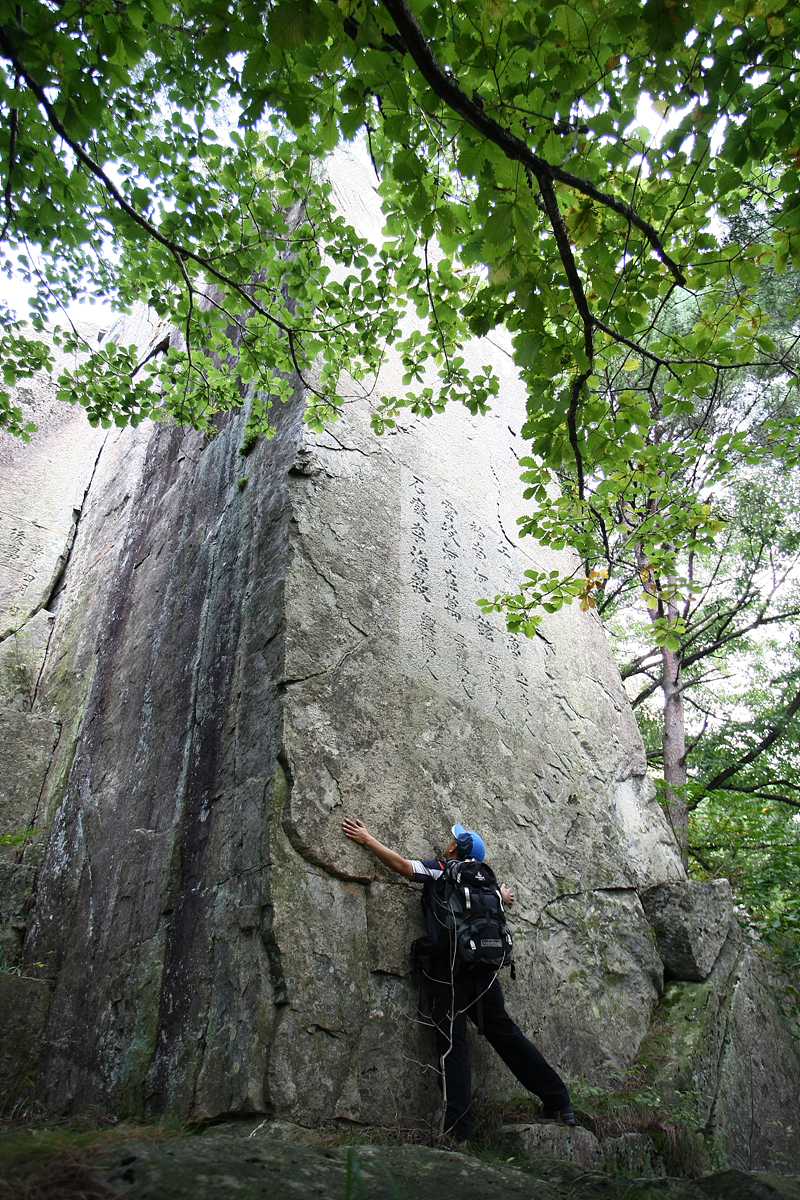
top-left (428, 967), bottom-right (570, 1140)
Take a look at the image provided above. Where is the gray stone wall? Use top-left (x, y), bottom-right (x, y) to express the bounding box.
top-left (0, 327), bottom-right (106, 965)
top-left (19, 383), bottom-right (305, 1117)
top-left (3, 299), bottom-right (682, 1124)
top-left (650, 920), bottom-right (800, 1171)
top-left (277, 351), bottom-right (681, 1122)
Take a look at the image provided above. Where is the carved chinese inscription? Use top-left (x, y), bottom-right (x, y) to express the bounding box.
top-left (399, 470), bottom-right (537, 722)
top-left (0, 512), bottom-right (61, 631)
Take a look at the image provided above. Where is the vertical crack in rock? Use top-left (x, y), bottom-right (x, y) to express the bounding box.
top-left (29, 614), bottom-right (57, 711)
top-left (29, 719), bottom-right (63, 827)
top-left (703, 942), bottom-right (747, 1145)
top-left (41, 433), bottom-right (108, 625)
top-left (0, 422), bottom-right (104, 648)
top-left (491, 464), bottom-right (520, 556)
top-left (299, 541), bottom-right (370, 642)
top-left (261, 903), bottom-right (289, 1009)
top-left (0, 420), bottom-right (103, 961)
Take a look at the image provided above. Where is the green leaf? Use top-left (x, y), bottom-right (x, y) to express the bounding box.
top-left (267, 0), bottom-right (328, 49)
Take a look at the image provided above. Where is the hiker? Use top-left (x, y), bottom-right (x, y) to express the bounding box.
top-left (342, 817), bottom-right (575, 1142)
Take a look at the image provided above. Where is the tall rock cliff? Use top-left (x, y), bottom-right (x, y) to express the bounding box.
top-left (1, 156), bottom-right (799, 1172)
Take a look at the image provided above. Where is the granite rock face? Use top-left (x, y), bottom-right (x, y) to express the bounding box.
top-left (6, 301), bottom-right (681, 1127)
top-left (648, 922), bottom-right (800, 1172)
top-left (0, 327), bottom-right (105, 963)
top-left (502, 1124), bottom-right (667, 1177)
top-left (600, 1133), bottom-right (667, 1177)
top-left (1, 155), bottom-right (799, 1172)
top-left (530, 889), bottom-right (664, 1079)
top-left (503, 1122), bottom-right (603, 1167)
top-left (642, 879), bottom-right (733, 981)
top-left (19, 389), bottom-right (304, 1118)
top-left (82, 1136), bottom-right (617, 1200)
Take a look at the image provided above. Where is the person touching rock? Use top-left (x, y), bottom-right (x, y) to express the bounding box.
top-left (342, 816), bottom-right (575, 1142)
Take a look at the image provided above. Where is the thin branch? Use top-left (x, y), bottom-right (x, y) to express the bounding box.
top-left (377, 0), bottom-right (687, 287)
top-left (684, 716), bottom-right (709, 761)
top-left (681, 607), bottom-right (800, 673)
top-left (630, 677), bottom-right (663, 709)
top-left (0, 27), bottom-right (331, 398)
top-left (702, 789), bottom-right (800, 811)
top-left (703, 682), bottom-right (800, 792)
top-left (688, 846), bottom-right (714, 873)
top-left (594, 314), bottom-right (796, 375)
top-left (620, 648), bottom-right (662, 679)
top-left (1, 81), bottom-right (18, 238)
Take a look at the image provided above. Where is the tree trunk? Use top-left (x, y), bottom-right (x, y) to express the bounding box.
top-left (634, 534), bottom-right (689, 867)
top-left (660, 637), bottom-right (688, 867)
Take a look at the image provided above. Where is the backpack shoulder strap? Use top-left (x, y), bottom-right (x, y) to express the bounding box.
top-left (420, 862), bottom-right (446, 937)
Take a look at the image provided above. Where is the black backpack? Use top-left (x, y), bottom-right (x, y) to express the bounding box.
top-left (413, 858), bottom-right (515, 975)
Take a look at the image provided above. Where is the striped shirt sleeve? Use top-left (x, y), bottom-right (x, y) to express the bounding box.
top-left (410, 859), bottom-right (444, 883)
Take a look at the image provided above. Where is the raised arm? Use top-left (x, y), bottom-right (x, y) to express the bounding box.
top-left (342, 818), bottom-right (414, 879)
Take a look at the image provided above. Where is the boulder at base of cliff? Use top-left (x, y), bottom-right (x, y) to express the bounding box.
top-left (641, 879), bottom-right (733, 981)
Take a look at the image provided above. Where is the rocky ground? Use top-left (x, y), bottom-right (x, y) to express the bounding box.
top-left (3, 1119), bottom-right (800, 1200)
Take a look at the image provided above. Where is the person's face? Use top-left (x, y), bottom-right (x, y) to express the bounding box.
top-left (444, 837), bottom-right (459, 860)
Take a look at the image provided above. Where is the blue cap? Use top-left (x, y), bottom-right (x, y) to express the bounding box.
top-left (452, 823), bottom-right (486, 862)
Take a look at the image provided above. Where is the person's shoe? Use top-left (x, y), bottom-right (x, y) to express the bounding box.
top-left (542, 1104), bottom-right (577, 1126)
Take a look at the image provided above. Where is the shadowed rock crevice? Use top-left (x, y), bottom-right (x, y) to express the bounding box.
top-left (703, 940), bottom-right (748, 1143)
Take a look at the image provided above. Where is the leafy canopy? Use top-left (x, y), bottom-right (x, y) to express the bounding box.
top-left (2, 0), bottom-right (800, 628)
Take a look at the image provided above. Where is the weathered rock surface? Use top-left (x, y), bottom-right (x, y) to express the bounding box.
top-left (90, 1136), bottom-right (565, 1200)
top-left (0, 327), bottom-right (105, 962)
top-left (642, 880), bottom-right (733, 981)
top-left (20, 393), bottom-right (302, 1119)
top-left (0, 323), bottom-right (106, 638)
top-left (0, 609), bottom-right (55, 711)
top-left (528, 889), bottom-right (664, 1081)
top-left (601, 1132), bottom-right (667, 1177)
top-left (503, 1124), bottom-right (666, 1177)
top-left (0, 702), bottom-right (59, 960)
top-left (0, 974), bottom-right (51, 1105)
top-left (647, 923), bottom-right (800, 1172)
top-left (76, 1131), bottom-right (800, 1200)
top-left (503, 1122), bottom-right (602, 1167)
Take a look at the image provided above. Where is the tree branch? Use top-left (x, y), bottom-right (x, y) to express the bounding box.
top-left (705, 789), bottom-right (800, 811)
top-left (377, 0), bottom-right (687, 287)
top-left (620, 648), bottom-right (662, 679)
top-left (703, 682), bottom-right (800, 792)
top-left (1, 86), bottom-right (18, 238)
top-left (681, 607), bottom-right (800, 672)
top-left (0, 25), bottom-right (328, 398)
top-left (683, 716), bottom-right (708, 762)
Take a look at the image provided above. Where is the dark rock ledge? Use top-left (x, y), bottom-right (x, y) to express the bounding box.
top-left (8, 1122), bottom-right (799, 1200)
